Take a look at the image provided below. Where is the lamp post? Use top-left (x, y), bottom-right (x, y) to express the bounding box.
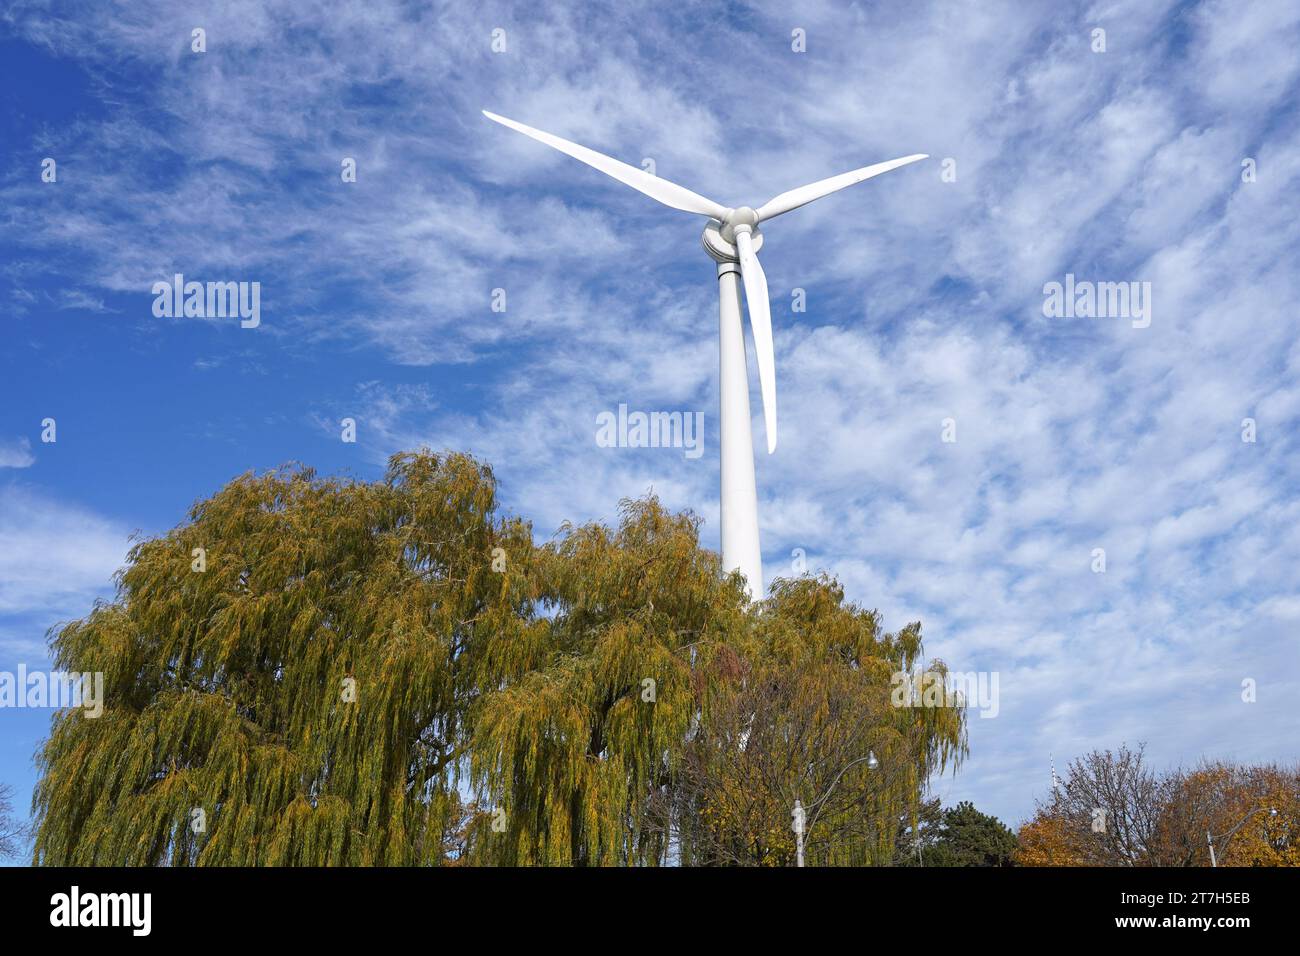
top-left (1207, 807), bottom-right (1277, 867)
top-left (793, 750), bottom-right (879, 867)
top-left (792, 800), bottom-right (806, 868)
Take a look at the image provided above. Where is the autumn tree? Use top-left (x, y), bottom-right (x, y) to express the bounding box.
top-left (1154, 762), bottom-right (1300, 866)
top-left (647, 576), bottom-right (967, 866)
top-left (1020, 744), bottom-right (1163, 866)
top-left (1149, 762), bottom-right (1243, 866)
top-left (1220, 764), bottom-right (1300, 866)
top-left (1015, 811), bottom-right (1084, 866)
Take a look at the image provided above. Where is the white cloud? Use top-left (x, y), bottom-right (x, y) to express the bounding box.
top-left (0, 486), bottom-right (128, 623)
top-left (0, 438), bottom-right (35, 469)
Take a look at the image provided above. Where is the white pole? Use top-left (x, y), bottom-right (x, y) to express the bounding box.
top-left (793, 799), bottom-right (806, 868)
top-left (716, 262), bottom-right (763, 600)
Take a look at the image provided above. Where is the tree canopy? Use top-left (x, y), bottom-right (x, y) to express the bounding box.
top-left (1015, 745), bottom-right (1300, 866)
top-left (896, 799), bottom-right (1017, 866)
top-left (33, 450), bottom-right (966, 866)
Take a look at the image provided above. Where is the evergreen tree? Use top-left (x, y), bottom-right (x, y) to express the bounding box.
top-left (926, 801), bottom-right (1017, 866)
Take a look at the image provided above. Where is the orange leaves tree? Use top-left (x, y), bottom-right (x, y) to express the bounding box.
top-left (1221, 768), bottom-right (1300, 866)
top-left (1015, 811), bottom-right (1087, 866)
top-left (1159, 763), bottom-right (1300, 867)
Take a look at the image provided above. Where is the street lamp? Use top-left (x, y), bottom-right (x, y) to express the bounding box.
top-left (1207, 807), bottom-right (1277, 867)
top-left (793, 750), bottom-right (879, 867)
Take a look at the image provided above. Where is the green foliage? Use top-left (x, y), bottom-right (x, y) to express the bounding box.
top-left (895, 799), bottom-right (1016, 866)
top-left (928, 801), bottom-right (1018, 866)
top-left (33, 451), bottom-right (967, 866)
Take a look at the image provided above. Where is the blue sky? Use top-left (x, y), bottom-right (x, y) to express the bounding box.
top-left (2, 0), bottom-right (1298, 850)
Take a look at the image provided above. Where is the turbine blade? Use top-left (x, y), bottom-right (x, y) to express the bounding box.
top-left (483, 110), bottom-right (730, 220)
top-left (755, 153), bottom-right (929, 222)
top-left (734, 228), bottom-right (777, 454)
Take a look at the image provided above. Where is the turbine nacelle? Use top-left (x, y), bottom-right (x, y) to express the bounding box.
top-left (702, 218), bottom-right (762, 263)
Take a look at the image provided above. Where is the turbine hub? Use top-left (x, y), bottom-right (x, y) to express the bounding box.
top-left (719, 206), bottom-right (759, 242)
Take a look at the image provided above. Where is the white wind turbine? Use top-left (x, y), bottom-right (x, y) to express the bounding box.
top-left (484, 110), bottom-right (926, 599)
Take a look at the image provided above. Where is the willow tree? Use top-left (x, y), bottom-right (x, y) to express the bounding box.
top-left (34, 450), bottom-right (966, 866)
top-left (462, 497), bottom-right (750, 865)
top-left (34, 451), bottom-right (544, 865)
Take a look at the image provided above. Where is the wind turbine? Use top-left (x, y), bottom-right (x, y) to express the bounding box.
top-left (483, 110), bottom-right (926, 599)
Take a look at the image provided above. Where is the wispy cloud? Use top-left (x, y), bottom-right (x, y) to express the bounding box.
top-left (0, 438), bottom-right (35, 469)
top-left (0, 486), bottom-right (128, 623)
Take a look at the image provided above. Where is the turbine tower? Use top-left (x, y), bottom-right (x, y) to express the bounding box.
top-left (484, 110), bottom-right (926, 598)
